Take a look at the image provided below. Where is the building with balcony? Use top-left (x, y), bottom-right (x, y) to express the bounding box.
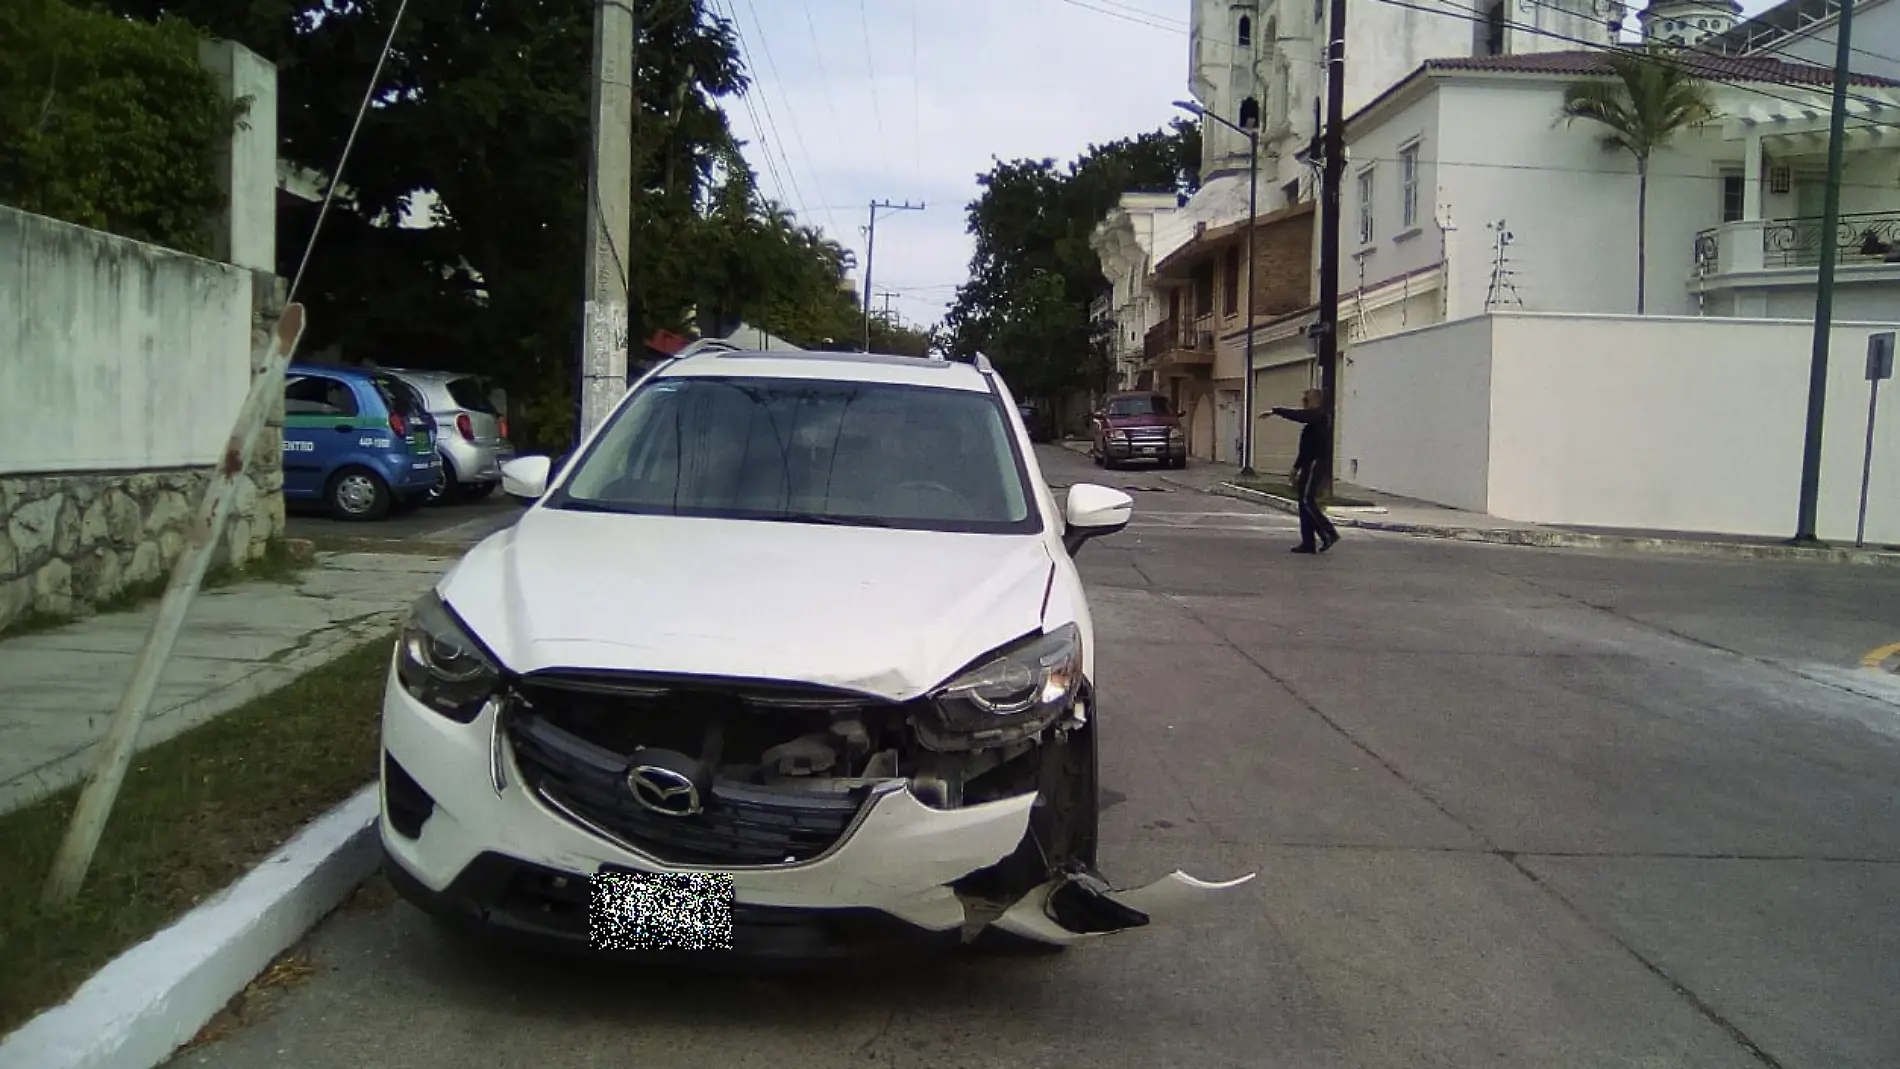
top-left (1331, 49), bottom-right (1900, 340)
top-left (1091, 192), bottom-right (1188, 392)
top-left (1141, 202), bottom-right (1317, 465)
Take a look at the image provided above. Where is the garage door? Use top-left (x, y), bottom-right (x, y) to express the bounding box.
top-left (1251, 364), bottom-right (1313, 476)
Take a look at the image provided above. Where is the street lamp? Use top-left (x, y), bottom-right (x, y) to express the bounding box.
top-left (1174, 100), bottom-right (1260, 476)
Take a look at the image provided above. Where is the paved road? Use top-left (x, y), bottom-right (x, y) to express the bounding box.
top-left (286, 493), bottom-right (523, 547)
top-left (178, 446), bottom-right (1900, 1069)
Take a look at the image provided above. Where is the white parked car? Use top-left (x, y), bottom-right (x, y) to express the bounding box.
top-left (378, 345), bottom-right (1250, 961)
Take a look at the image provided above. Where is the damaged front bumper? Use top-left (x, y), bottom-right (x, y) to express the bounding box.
top-left (379, 673), bottom-right (1251, 961)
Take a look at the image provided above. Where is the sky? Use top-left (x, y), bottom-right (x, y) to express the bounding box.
top-left (713, 0), bottom-right (1784, 333)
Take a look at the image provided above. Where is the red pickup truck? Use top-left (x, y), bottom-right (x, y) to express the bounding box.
top-left (1089, 391), bottom-right (1187, 470)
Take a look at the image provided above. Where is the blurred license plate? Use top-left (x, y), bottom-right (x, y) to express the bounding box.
top-left (589, 869), bottom-right (734, 951)
top-left (1141, 446), bottom-right (1160, 455)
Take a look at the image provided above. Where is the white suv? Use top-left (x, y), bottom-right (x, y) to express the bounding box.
top-left (377, 345), bottom-right (1250, 961)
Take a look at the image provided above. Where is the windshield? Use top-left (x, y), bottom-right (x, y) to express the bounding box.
top-left (549, 375), bottom-right (1039, 534)
top-left (1106, 395), bottom-right (1170, 417)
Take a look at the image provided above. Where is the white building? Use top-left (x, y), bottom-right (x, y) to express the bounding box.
top-left (1333, 49), bottom-right (1900, 339)
top-left (1090, 192), bottom-right (1188, 391)
top-left (1703, 0), bottom-right (1900, 81)
top-left (1179, 0), bottom-right (1622, 232)
top-left (1639, 0), bottom-right (1743, 46)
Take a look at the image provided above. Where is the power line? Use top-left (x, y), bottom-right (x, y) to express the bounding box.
top-left (801, 4), bottom-right (852, 166)
top-left (1514, 0), bottom-right (1900, 83)
top-left (910, 0), bottom-right (923, 187)
top-left (858, 0), bottom-right (888, 149)
top-left (712, 0), bottom-right (800, 214)
top-left (733, 0), bottom-right (841, 237)
top-left (1050, 0), bottom-right (1184, 32)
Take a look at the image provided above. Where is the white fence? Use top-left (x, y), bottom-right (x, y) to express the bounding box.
top-left (1340, 311), bottom-right (1900, 544)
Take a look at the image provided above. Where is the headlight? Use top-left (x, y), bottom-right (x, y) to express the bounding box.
top-left (396, 592), bottom-right (499, 722)
top-left (920, 624), bottom-right (1083, 750)
top-left (1168, 426), bottom-right (1185, 440)
top-left (1108, 429), bottom-right (1128, 441)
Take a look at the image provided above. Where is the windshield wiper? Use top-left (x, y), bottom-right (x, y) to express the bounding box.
top-left (759, 512), bottom-right (891, 528)
top-left (552, 498), bottom-right (637, 515)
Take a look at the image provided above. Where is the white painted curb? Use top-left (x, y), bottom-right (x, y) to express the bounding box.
top-left (0, 784), bottom-right (381, 1069)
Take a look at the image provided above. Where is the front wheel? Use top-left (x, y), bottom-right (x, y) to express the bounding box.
top-left (326, 467), bottom-right (391, 522)
top-left (967, 706), bottom-right (1101, 956)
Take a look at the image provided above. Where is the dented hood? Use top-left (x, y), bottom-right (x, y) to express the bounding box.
top-left (438, 507), bottom-right (1055, 700)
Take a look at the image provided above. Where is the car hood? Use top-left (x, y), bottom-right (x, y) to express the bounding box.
top-left (1103, 413), bottom-right (1177, 428)
top-left (438, 508), bottom-right (1056, 701)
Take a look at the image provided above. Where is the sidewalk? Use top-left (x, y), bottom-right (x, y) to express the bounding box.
top-left (1058, 439), bottom-right (1900, 567)
top-left (0, 551), bottom-right (453, 816)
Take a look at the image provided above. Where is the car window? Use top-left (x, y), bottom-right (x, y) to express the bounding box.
top-left (445, 376), bottom-right (500, 414)
top-left (285, 375), bottom-right (358, 417)
top-left (370, 375), bottom-right (428, 418)
top-left (1105, 395), bottom-right (1168, 417)
top-left (551, 376), bottom-right (1039, 534)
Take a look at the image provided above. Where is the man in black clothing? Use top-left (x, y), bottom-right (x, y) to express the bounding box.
top-left (1261, 389), bottom-right (1339, 554)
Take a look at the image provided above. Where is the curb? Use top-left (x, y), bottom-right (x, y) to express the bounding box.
top-left (1207, 483), bottom-right (1900, 567)
top-left (0, 785), bottom-right (380, 1069)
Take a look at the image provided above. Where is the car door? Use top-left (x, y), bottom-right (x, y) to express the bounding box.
top-left (282, 373), bottom-right (361, 499)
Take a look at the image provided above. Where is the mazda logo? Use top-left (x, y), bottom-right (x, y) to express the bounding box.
top-left (627, 764), bottom-right (702, 817)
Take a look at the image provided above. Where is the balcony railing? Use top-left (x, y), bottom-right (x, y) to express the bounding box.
top-left (1764, 211), bottom-right (1900, 268)
top-left (1142, 318), bottom-right (1215, 363)
top-left (1694, 210), bottom-right (1900, 278)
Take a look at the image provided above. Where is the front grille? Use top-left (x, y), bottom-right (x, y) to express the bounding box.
top-left (504, 672), bottom-right (896, 867)
top-left (1123, 427), bottom-right (1171, 443)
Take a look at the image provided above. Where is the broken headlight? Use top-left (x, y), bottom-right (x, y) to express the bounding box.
top-left (922, 624), bottom-right (1083, 748)
top-left (396, 591), bottom-right (499, 723)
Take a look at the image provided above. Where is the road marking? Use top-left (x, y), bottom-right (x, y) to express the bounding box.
top-left (1859, 642), bottom-right (1900, 670)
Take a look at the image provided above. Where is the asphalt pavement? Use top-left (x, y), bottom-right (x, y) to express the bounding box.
top-left (285, 492), bottom-right (524, 547)
top-left (176, 446), bottom-right (1900, 1069)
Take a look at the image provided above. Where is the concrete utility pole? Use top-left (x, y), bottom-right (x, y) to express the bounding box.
top-left (862, 199), bottom-right (924, 351)
top-left (1313, 0), bottom-right (1349, 498)
top-left (578, 0), bottom-right (637, 446)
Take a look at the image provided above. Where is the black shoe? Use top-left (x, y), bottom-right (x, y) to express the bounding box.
top-left (1319, 534), bottom-right (1339, 552)
top-left (1291, 545), bottom-right (1318, 554)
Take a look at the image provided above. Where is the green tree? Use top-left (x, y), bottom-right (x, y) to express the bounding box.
top-left (101, 0), bottom-right (882, 451)
top-left (0, 0), bottom-right (236, 255)
top-left (1558, 48), bottom-right (1716, 314)
top-left (944, 120), bottom-right (1199, 421)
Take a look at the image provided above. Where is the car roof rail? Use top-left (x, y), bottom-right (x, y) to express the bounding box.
top-left (672, 337), bottom-right (746, 359)
top-left (972, 352), bottom-right (995, 375)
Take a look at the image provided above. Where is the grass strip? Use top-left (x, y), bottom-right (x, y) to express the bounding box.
top-left (0, 631), bottom-right (394, 1037)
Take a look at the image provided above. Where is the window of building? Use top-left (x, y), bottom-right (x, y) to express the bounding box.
top-left (1223, 246), bottom-right (1241, 316)
top-left (1399, 140), bottom-right (1420, 229)
top-left (1238, 14), bottom-right (1252, 46)
top-left (1476, 1), bottom-right (1505, 55)
top-left (1239, 96), bottom-right (1260, 130)
top-left (1193, 261), bottom-right (1215, 317)
top-left (1722, 174), bottom-right (1745, 222)
top-left (1357, 166), bottom-right (1375, 244)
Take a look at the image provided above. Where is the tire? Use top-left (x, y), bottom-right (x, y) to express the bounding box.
top-left (1169, 456), bottom-right (1187, 470)
top-left (425, 454), bottom-right (461, 506)
top-left (464, 481), bottom-right (497, 501)
top-left (325, 466), bottom-right (392, 522)
top-left (968, 703), bottom-right (1101, 956)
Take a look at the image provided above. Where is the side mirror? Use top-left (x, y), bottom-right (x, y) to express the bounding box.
top-left (1062, 483), bottom-right (1134, 556)
top-left (501, 455), bottom-right (553, 502)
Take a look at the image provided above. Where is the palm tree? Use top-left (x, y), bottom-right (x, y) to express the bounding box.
top-left (1559, 48), bottom-right (1717, 314)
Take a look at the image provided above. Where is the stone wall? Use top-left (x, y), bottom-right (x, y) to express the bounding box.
top-left (0, 457), bottom-right (283, 633)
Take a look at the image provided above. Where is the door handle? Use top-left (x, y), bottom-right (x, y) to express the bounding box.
top-left (334, 425), bottom-right (355, 433)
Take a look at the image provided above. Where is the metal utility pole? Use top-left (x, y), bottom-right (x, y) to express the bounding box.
top-left (1794, 0), bottom-right (1856, 544)
top-left (862, 199), bottom-right (924, 351)
top-left (1314, 0), bottom-right (1348, 498)
top-left (578, 0), bottom-right (637, 446)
